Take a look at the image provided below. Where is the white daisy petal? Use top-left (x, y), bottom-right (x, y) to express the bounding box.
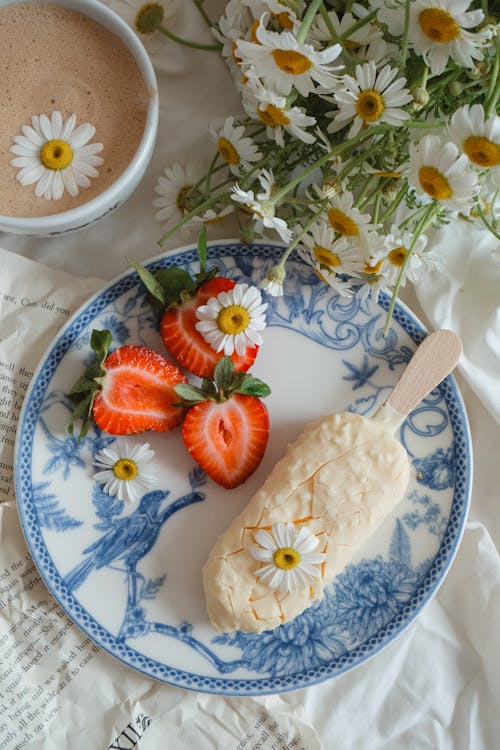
top-left (10, 111), bottom-right (103, 202)
top-left (250, 522), bottom-right (325, 595)
top-left (93, 439), bottom-right (157, 502)
top-left (194, 282), bottom-right (267, 355)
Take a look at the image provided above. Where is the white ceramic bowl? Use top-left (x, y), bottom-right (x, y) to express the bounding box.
top-left (0, 0), bottom-right (159, 236)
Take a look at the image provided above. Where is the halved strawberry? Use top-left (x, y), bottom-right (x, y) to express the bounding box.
top-left (174, 357), bottom-right (270, 489)
top-left (129, 230), bottom-right (259, 378)
top-left (68, 330), bottom-right (186, 439)
top-left (160, 277), bottom-right (258, 378)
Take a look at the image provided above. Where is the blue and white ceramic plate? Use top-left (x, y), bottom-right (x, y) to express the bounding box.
top-left (15, 240), bottom-right (472, 695)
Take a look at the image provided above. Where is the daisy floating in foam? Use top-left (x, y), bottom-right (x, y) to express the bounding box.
top-left (10, 111), bottom-right (103, 201)
top-left (250, 522), bottom-right (326, 597)
top-left (195, 282), bottom-right (268, 356)
top-left (93, 440), bottom-right (157, 503)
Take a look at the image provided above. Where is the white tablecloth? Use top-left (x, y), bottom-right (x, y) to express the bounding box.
top-left (2, 3), bottom-right (499, 746)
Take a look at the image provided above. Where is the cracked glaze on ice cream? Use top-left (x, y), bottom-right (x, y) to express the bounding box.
top-left (203, 406), bottom-right (410, 633)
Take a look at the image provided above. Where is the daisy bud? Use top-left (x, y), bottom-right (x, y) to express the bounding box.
top-left (260, 264), bottom-right (286, 297)
top-left (412, 86), bottom-right (430, 111)
top-left (382, 183), bottom-right (399, 202)
top-left (447, 81), bottom-right (464, 98)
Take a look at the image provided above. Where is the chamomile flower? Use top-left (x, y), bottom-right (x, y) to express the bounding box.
top-left (407, 134), bottom-right (479, 212)
top-left (376, 0), bottom-right (486, 75)
top-left (105, 0), bottom-right (179, 53)
top-left (236, 18), bottom-right (343, 96)
top-left (231, 169), bottom-right (293, 242)
top-left (299, 222), bottom-right (365, 278)
top-left (10, 112), bottom-right (103, 201)
top-left (209, 116), bottom-right (262, 175)
top-left (259, 263), bottom-right (286, 297)
top-left (195, 283), bottom-right (268, 355)
top-left (370, 226), bottom-right (439, 286)
top-left (309, 9), bottom-right (379, 54)
top-left (242, 78), bottom-right (316, 146)
top-left (250, 522), bottom-right (326, 597)
top-left (326, 190), bottom-right (379, 242)
top-left (153, 161), bottom-right (204, 237)
top-left (93, 441), bottom-right (157, 502)
top-left (448, 104), bottom-right (500, 183)
top-left (328, 61), bottom-right (412, 137)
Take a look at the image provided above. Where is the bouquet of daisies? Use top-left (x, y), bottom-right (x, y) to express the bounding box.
top-left (150, 0), bottom-right (499, 333)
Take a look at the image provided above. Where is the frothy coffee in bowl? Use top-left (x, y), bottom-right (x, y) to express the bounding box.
top-left (0, 1), bottom-right (150, 218)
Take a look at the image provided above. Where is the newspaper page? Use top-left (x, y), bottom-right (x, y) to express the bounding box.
top-left (0, 246), bottom-right (322, 750)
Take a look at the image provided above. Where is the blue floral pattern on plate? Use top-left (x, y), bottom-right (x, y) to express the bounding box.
top-left (14, 240), bottom-right (472, 695)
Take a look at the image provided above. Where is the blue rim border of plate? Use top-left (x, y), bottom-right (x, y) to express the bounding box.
top-left (14, 239), bottom-right (473, 696)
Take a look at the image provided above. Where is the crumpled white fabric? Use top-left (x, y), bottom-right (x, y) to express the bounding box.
top-left (413, 221), bottom-right (500, 425)
top-left (1, 3), bottom-right (499, 747)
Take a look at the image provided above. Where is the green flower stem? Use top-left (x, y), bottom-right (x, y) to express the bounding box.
top-left (269, 124), bottom-right (390, 207)
top-left (475, 198), bottom-right (500, 240)
top-left (353, 176), bottom-right (377, 209)
top-left (372, 191), bottom-right (383, 225)
top-left (406, 118), bottom-right (443, 129)
top-left (157, 24), bottom-right (221, 51)
top-left (426, 68), bottom-right (461, 93)
top-left (339, 10), bottom-right (377, 40)
top-left (399, 0), bottom-right (411, 73)
top-left (318, 5), bottom-right (356, 66)
top-left (157, 191), bottom-right (231, 246)
top-left (377, 184), bottom-right (408, 224)
top-left (192, 0), bottom-right (213, 29)
top-left (383, 202), bottom-right (438, 336)
top-left (485, 36), bottom-right (500, 118)
top-left (278, 208), bottom-right (325, 268)
top-left (297, 0), bottom-right (324, 45)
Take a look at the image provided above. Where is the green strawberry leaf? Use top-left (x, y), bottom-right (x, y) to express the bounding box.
top-left (127, 258), bottom-right (167, 308)
top-left (68, 328), bottom-right (112, 441)
top-left (173, 382), bottom-right (210, 406)
top-left (236, 376), bottom-right (271, 398)
top-left (213, 356), bottom-right (236, 392)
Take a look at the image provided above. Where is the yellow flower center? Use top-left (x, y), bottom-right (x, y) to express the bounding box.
top-left (388, 246), bottom-right (407, 267)
top-left (273, 547), bottom-right (301, 570)
top-left (364, 259), bottom-right (383, 274)
top-left (39, 139), bottom-right (73, 171)
top-left (344, 39), bottom-right (362, 54)
top-left (418, 166), bottom-right (452, 200)
top-left (419, 8), bottom-right (460, 43)
top-left (463, 136), bottom-right (500, 167)
top-left (218, 137), bottom-right (240, 165)
top-left (313, 244), bottom-right (341, 268)
top-left (327, 207), bottom-right (360, 236)
top-left (113, 459), bottom-right (139, 481)
top-left (250, 19), bottom-right (260, 43)
top-left (272, 11), bottom-right (294, 29)
top-left (134, 2), bottom-right (164, 34)
top-left (258, 104), bottom-right (290, 127)
top-left (272, 49), bottom-right (312, 75)
top-left (217, 304), bottom-right (250, 335)
top-left (177, 184), bottom-right (193, 213)
top-left (356, 89), bottom-right (385, 123)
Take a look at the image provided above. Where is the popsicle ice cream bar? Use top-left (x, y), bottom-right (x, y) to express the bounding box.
top-left (203, 330), bottom-right (462, 634)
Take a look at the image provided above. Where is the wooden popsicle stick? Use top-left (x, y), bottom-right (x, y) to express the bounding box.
top-left (384, 329), bottom-right (462, 419)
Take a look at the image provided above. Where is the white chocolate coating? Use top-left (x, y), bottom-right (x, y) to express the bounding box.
top-left (203, 410), bottom-right (410, 633)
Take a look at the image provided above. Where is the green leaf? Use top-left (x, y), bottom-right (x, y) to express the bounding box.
top-left (67, 328), bottom-right (112, 442)
top-left (154, 267), bottom-right (195, 307)
top-left (127, 257), bottom-right (166, 306)
top-left (237, 376), bottom-right (271, 398)
top-left (213, 356), bottom-right (236, 391)
top-left (173, 382), bottom-right (208, 404)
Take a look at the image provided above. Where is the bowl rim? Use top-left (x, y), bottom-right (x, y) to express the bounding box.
top-left (0, 0), bottom-right (159, 231)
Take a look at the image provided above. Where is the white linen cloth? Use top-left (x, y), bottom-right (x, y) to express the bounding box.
top-left (1, 2), bottom-right (499, 747)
